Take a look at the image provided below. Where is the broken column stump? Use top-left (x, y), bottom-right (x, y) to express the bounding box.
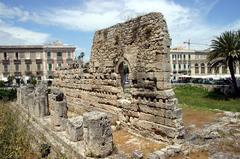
top-left (66, 116), bottom-right (83, 142)
top-left (83, 111), bottom-right (113, 157)
top-left (52, 100), bottom-right (68, 130)
top-left (34, 95), bottom-right (49, 117)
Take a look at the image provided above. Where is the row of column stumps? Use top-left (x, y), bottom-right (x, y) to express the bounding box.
top-left (17, 84), bottom-right (114, 158)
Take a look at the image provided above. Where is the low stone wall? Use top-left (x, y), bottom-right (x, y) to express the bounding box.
top-left (16, 84), bottom-right (118, 158)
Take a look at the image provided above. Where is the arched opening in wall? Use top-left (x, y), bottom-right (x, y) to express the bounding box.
top-left (118, 61), bottom-right (130, 93)
top-left (195, 64), bottom-right (199, 74)
top-left (207, 63), bottom-right (211, 74)
top-left (214, 67), bottom-right (219, 74)
top-left (222, 65), bottom-right (228, 74)
top-left (201, 63), bottom-right (205, 74)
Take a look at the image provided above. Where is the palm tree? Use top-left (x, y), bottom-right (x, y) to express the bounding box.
top-left (208, 30), bottom-right (240, 96)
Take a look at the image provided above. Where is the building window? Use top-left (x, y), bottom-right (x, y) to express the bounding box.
top-left (57, 52), bottom-right (62, 57)
top-left (215, 67), bottom-right (219, 74)
top-left (178, 64), bottom-right (181, 70)
top-left (57, 52), bottom-right (62, 61)
top-left (47, 52), bottom-right (51, 58)
top-left (183, 54), bottom-right (186, 60)
top-left (4, 52), bottom-right (7, 59)
top-left (195, 64), bottom-right (199, 74)
top-left (68, 51), bottom-right (71, 58)
top-left (37, 64), bottom-right (41, 71)
top-left (48, 64), bottom-right (52, 71)
top-left (207, 63), bottom-right (211, 74)
top-left (222, 65), bottom-right (227, 74)
top-left (15, 64), bottom-right (19, 72)
top-left (184, 64), bottom-right (186, 69)
top-left (201, 63), bottom-right (205, 74)
top-left (16, 52), bottom-right (19, 59)
top-left (188, 54), bottom-right (191, 60)
top-left (4, 65), bottom-right (8, 72)
top-left (173, 64), bottom-right (176, 70)
top-left (26, 64), bottom-right (30, 71)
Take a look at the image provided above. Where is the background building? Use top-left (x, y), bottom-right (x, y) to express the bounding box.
top-left (170, 48), bottom-right (240, 81)
top-left (0, 41), bottom-right (76, 82)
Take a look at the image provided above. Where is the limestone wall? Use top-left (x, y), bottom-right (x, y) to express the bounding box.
top-left (53, 12), bottom-right (184, 142)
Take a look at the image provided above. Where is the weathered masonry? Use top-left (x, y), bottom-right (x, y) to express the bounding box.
top-left (53, 12), bottom-right (184, 142)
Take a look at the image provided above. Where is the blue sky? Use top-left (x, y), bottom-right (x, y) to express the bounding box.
top-left (0, 0), bottom-right (239, 60)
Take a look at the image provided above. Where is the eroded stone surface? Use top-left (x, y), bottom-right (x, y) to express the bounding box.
top-left (52, 12), bottom-right (184, 142)
top-left (83, 111), bottom-right (113, 157)
top-left (66, 116), bottom-right (83, 142)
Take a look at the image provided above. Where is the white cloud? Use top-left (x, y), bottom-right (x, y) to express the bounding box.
top-left (0, 0), bottom-right (239, 49)
top-left (0, 20), bottom-right (49, 44)
top-left (0, 2), bottom-right (29, 21)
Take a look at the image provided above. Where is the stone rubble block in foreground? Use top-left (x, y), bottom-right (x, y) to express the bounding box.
top-left (66, 116), bottom-right (83, 142)
top-left (83, 111), bottom-right (113, 157)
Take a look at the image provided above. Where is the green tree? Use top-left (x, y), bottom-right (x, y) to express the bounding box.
top-left (29, 75), bottom-right (37, 86)
top-left (208, 30), bottom-right (240, 96)
top-left (78, 52), bottom-right (85, 67)
top-left (7, 75), bottom-right (14, 85)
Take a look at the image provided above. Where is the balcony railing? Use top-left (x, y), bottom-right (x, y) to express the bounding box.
top-left (14, 72), bottom-right (21, 76)
top-left (14, 59), bottom-right (21, 64)
top-left (2, 59), bottom-right (10, 64)
top-left (25, 59), bottom-right (32, 64)
top-left (36, 59), bottom-right (43, 64)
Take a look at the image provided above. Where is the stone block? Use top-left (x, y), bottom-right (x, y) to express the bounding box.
top-left (132, 150), bottom-right (143, 159)
top-left (133, 120), bottom-right (178, 138)
top-left (165, 98), bottom-right (178, 110)
top-left (156, 89), bottom-right (175, 99)
top-left (34, 95), bottom-right (49, 117)
top-left (139, 104), bottom-right (165, 117)
top-left (164, 118), bottom-right (183, 128)
top-left (27, 93), bottom-right (35, 112)
top-left (66, 116), bottom-right (83, 142)
top-left (139, 112), bottom-right (165, 125)
top-left (54, 100), bottom-right (68, 118)
top-left (165, 108), bottom-right (182, 119)
top-left (52, 100), bottom-right (68, 127)
top-left (83, 111), bottom-right (113, 157)
top-left (148, 151), bottom-right (166, 159)
top-left (156, 81), bottom-right (172, 90)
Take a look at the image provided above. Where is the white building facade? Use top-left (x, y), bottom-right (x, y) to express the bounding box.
top-left (170, 48), bottom-right (240, 81)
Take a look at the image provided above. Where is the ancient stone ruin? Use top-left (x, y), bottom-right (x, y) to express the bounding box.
top-left (17, 84), bottom-right (114, 158)
top-left (15, 12), bottom-right (185, 158)
top-left (53, 12), bottom-right (184, 142)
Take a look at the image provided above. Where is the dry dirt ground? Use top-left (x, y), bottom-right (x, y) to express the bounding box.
top-left (182, 107), bottom-right (222, 128)
top-left (113, 107), bottom-right (240, 159)
top-left (112, 107), bottom-right (221, 158)
top-left (113, 129), bottom-right (166, 158)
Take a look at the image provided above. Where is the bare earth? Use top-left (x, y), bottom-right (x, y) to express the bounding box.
top-left (113, 129), bottom-right (166, 158)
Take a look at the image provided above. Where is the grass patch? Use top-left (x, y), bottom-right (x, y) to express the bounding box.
top-left (0, 102), bottom-right (36, 159)
top-left (174, 85), bottom-right (240, 112)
